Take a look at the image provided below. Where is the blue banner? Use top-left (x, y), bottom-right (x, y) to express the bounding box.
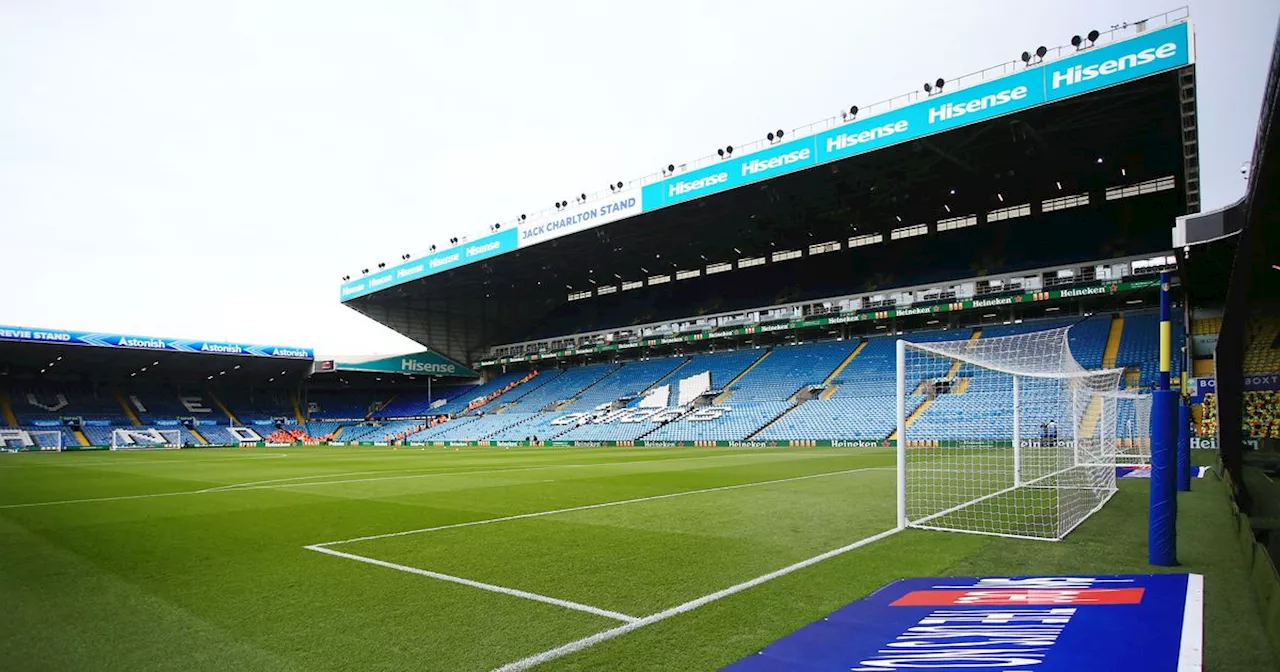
top-left (340, 227), bottom-right (518, 301)
top-left (816, 69), bottom-right (1045, 166)
top-left (0, 325), bottom-right (313, 360)
top-left (340, 22), bottom-right (1191, 300)
top-left (724, 573), bottom-right (1201, 672)
top-left (643, 22), bottom-right (1189, 212)
top-left (1191, 377), bottom-right (1215, 402)
top-left (1245, 372), bottom-right (1280, 392)
top-left (642, 138), bottom-right (817, 209)
top-left (1044, 25), bottom-right (1192, 102)
top-left (1194, 373), bottom-right (1280, 397)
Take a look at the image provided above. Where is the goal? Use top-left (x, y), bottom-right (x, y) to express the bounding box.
top-left (0, 429), bottom-right (63, 452)
top-left (28, 430), bottom-right (64, 452)
top-left (1109, 391), bottom-right (1152, 466)
top-left (111, 428), bottom-right (183, 451)
top-left (896, 326), bottom-right (1124, 541)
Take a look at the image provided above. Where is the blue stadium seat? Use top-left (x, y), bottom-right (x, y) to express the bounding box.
top-left (678, 350), bottom-right (766, 393)
top-left (562, 358), bottom-right (686, 411)
top-left (755, 398), bottom-right (899, 441)
top-left (642, 402), bottom-right (792, 441)
top-left (728, 341), bottom-right (856, 402)
top-left (498, 364), bottom-right (621, 412)
top-left (306, 390), bottom-right (388, 421)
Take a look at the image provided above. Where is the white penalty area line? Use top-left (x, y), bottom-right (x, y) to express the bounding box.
top-left (305, 545), bottom-right (640, 623)
top-left (309, 466), bottom-right (893, 547)
top-left (302, 465), bottom-right (898, 666)
top-left (491, 525), bottom-right (904, 672)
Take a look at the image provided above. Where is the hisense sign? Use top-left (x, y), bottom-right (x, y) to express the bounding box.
top-left (331, 351), bottom-right (478, 378)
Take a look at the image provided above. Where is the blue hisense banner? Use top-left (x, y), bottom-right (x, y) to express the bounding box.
top-left (341, 227), bottom-right (519, 301)
top-left (644, 22), bottom-right (1190, 211)
top-left (342, 22), bottom-right (1191, 301)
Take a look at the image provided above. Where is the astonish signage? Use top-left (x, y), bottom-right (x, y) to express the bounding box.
top-left (0, 324), bottom-right (313, 360)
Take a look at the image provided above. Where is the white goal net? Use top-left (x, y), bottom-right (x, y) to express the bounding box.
top-left (111, 428), bottom-right (183, 450)
top-left (896, 326), bottom-right (1124, 541)
top-left (1109, 391), bottom-right (1152, 466)
top-left (0, 429), bottom-right (63, 452)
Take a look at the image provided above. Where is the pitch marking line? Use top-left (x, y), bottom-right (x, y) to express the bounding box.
top-left (305, 545), bottom-right (639, 623)
top-left (491, 526), bottom-right (903, 671)
top-left (309, 466), bottom-right (892, 547)
top-left (303, 466), bottom-right (895, 652)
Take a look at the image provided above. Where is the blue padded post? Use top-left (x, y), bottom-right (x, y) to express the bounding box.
top-left (1177, 399), bottom-right (1191, 492)
top-left (1149, 389), bottom-right (1178, 566)
top-left (1149, 272), bottom-right (1177, 566)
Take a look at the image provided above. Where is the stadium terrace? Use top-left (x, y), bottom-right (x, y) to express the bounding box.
top-left (8, 7), bottom-right (1280, 671)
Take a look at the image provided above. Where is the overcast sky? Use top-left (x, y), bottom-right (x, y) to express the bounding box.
top-left (3, 1), bottom-right (1276, 358)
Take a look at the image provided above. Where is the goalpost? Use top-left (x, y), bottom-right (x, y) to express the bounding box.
top-left (111, 428), bottom-right (183, 451)
top-left (1109, 391), bottom-right (1152, 466)
top-left (896, 326), bottom-right (1124, 541)
top-left (0, 429), bottom-right (63, 452)
top-left (28, 430), bottom-right (64, 452)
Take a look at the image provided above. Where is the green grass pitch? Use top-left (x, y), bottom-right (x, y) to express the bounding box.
top-left (0, 446), bottom-right (1273, 671)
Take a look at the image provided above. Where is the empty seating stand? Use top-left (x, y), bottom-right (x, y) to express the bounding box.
top-left (729, 341), bottom-right (855, 402)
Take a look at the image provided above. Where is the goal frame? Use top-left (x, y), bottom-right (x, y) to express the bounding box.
top-left (111, 428), bottom-right (183, 451)
top-left (894, 334), bottom-right (1125, 542)
top-left (0, 429), bottom-right (64, 452)
top-left (1107, 390), bottom-right (1153, 466)
top-left (29, 430), bottom-right (64, 452)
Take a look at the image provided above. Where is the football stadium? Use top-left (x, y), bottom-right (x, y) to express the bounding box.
top-left (5, 7), bottom-right (1280, 671)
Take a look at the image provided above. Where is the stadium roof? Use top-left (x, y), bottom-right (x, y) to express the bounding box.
top-left (0, 323), bottom-right (314, 386)
top-left (342, 15), bottom-right (1198, 365)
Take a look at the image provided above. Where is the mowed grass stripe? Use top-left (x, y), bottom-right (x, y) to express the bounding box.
top-left (0, 447), bottom-right (901, 671)
top-left (0, 447), bottom-right (881, 507)
top-left (336, 468), bottom-right (896, 616)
